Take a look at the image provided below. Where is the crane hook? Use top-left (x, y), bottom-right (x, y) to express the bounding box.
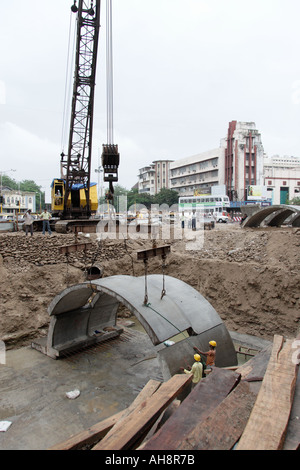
top-left (71, 1), bottom-right (78, 13)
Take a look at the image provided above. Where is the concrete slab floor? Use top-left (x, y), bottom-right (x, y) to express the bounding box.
top-left (0, 328), bottom-right (163, 450)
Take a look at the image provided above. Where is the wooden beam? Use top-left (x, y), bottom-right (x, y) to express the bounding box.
top-left (236, 335), bottom-right (299, 450)
top-left (283, 366), bottom-right (300, 450)
top-left (178, 380), bottom-right (257, 450)
top-left (48, 410), bottom-right (125, 450)
top-left (142, 343), bottom-right (272, 451)
top-left (141, 368), bottom-right (240, 450)
top-left (92, 374), bottom-right (192, 450)
top-left (283, 334), bottom-right (300, 450)
top-left (49, 379), bottom-right (161, 450)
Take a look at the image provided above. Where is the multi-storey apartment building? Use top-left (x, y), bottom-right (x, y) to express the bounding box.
top-left (169, 148), bottom-right (224, 196)
top-left (143, 121), bottom-right (299, 208)
top-left (169, 121), bottom-right (265, 202)
top-left (138, 160), bottom-right (173, 196)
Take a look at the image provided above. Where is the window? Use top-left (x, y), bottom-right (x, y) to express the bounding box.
top-left (268, 181), bottom-right (272, 185)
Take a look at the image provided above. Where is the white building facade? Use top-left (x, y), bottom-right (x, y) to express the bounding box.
top-left (169, 148), bottom-right (224, 196)
top-left (263, 155), bottom-right (300, 205)
top-left (0, 188), bottom-right (37, 214)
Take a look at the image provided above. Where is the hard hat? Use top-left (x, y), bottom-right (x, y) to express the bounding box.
top-left (194, 354), bottom-right (201, 362)
top-left (209, 340), bottom-right (217, 347)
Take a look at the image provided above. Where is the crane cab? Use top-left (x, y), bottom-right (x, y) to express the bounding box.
top-left (51, 179), bottom-right (64, 213)
top-left (51, 178), bottom-right (98, 218)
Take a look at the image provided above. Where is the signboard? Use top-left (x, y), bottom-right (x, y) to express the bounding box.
top-left (247, 185), bottom-right (268, 201)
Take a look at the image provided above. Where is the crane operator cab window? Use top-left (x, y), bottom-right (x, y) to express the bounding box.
top-left (54, 183), bottom-right (64, 207)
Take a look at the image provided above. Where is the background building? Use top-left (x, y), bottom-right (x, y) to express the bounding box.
top-left (139, 120), bottom-right (299, 210)
top-left (138, 164), bottom-right (155, 195)
top-left (263, 155), bottom-right (300, 204)
top-left (0, 188), bottom-right (37, 214)
top-left (138, 160), bottom-right (173, 195)
top-left (170, 148), bottom-right (224, 196)
top-left (222, 121), bottom-right (265, 202)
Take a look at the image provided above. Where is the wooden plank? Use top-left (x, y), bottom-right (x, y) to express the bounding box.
top-left (178, 380), bottom-right (257, 450)
top-left (49, 379), bottom-right (161, 450)
top-left (283, 365), bottom-right (300, 450)
top-left (92, 374), bottom-right (192, 450)
top-left (141, 368), bottom-right (240, 450)
top-left (237, 335), bottom-right (299, 450)
top-left (236, 343), bottom-right (272, 381)
top-left (48, 410), bottom-right (124, 451)
top-left (142, 345), bottom-right (271, 451)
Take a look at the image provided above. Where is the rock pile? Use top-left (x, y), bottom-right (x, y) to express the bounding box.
top-left (0, 233), bottom-right (129, 272)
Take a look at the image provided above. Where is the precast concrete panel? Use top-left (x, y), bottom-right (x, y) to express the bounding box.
top-left (36, 275), bottom-right (237, 371)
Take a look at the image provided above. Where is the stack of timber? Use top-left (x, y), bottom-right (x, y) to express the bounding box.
top-left (49, 334), bottom-right (299, 451)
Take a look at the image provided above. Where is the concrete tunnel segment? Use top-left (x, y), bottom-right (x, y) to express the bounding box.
top-left (32, 275), bottom-right (237, 378)
top-left (242, 204), bottom-right (300, 228)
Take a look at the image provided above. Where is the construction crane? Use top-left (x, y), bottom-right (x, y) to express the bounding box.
top-left (50, 0), bottom-right (119, 232)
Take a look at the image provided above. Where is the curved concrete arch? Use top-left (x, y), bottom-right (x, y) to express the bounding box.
top-left (33, 275), bottom-right (237, 372)
top-left (243, 205), bottom-right (300, 228)
top-left (267, 208), bottom-right (295, 227)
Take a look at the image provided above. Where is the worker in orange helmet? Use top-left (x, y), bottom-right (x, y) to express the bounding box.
top-left (194, 340), bottom-right (217, 370)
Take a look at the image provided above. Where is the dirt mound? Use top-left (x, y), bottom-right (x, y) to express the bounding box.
top-left (0, 225), bottom-right (299, 349)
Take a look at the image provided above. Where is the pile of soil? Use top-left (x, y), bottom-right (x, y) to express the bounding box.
top-left (0, 224), bottom-right (299, 349)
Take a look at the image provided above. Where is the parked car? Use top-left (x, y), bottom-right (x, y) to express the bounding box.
top-left (214, 212), bottom-right (229, 223)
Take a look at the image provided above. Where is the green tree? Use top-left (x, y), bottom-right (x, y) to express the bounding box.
top-left (126, 188), bottom-right (154, 210)
top-left (1, 175), bottom-right (18, 190)
top-left (153, 188), bottom-right (179, 207)
top-left (19, 180), bottom-right (45, 209)
top-left (288, 197), bottom-right (300, 205)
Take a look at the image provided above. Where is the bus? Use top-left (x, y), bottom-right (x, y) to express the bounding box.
top-left (178, 195), bottom-right (230, 221)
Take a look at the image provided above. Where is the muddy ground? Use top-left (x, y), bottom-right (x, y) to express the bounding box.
top-left (0, 223), bottom-right (299, 349)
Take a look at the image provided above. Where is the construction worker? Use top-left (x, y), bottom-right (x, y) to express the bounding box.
top-left (40, 208), bottom-right (52, 236)
top-left (181, 354), bottom-right (203, 388)
top-left (194, 340), bottom-right (217, 370)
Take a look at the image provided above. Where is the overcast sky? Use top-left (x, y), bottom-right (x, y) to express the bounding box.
top-left (1, 0), bottom-right (300, 202)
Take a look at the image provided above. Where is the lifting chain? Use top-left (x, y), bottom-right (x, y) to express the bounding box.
top-left (161, 254), bottom-right (167, 300)
top-left (143, 259), bottom-right (148, 305)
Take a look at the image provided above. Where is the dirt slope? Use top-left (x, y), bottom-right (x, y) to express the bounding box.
top-left (0, 224), bottom-right (299, 349)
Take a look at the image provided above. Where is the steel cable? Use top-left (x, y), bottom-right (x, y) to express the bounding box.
top-left (106, 0), bottom-right (114, 144)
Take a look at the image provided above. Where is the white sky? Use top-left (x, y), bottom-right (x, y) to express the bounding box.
top-left (1, 0), bottom-right (300, 202)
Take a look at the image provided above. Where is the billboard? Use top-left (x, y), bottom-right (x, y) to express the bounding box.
top-left (247, 185), bottom-right (268, 201)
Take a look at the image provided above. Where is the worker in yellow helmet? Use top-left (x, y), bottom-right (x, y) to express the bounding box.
top-left (194, 340), bottom-right (217, 370)
top-left (181, 353), bottom-right (203, 388)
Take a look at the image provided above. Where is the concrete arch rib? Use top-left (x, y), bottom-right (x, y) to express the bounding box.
top-left (35, 275), bottom-right (237, 370)
top-left (243, 205), bottom-right (300, 228)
